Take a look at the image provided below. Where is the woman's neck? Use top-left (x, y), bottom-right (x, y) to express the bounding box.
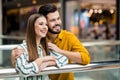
top-left (36, 37), bottom-right (41, 46)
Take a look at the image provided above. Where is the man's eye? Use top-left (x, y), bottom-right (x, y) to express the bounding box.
top-left (50, 19), bottom-right (55, 22)
top-left (57, 17), bottom-right (60, 20)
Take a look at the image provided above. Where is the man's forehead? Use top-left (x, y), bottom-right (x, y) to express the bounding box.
top-left (46, 11), bottom-right (60, 19)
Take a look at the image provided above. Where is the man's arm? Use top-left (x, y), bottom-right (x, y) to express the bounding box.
top-left (11, 47), bottom-right (24, 67)
top-left (48, 42), bottom-right (90, 65)
top-left (48, 43), bottom-right (82, 64)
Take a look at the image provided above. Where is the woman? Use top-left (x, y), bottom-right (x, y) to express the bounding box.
top-left (15, 14), bottom-right (68, 80)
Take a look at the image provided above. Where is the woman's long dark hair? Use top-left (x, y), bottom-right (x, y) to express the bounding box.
top-left (26, 14), bottom-right (49, 62)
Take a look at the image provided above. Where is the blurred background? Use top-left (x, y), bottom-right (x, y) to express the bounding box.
top-left (0, 0), bottom-right (120, 80)
top-left (2, 0), bottom-right (117, 41)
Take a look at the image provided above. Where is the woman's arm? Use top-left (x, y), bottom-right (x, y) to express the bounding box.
top-left (50, 51), bottom-right (68, 68)
top-left (34, 56), bottom-right (56, 70)
top-left (16, 54), bottom-right (56, 77)
top-left (16, 53), bottom-right (39, 77)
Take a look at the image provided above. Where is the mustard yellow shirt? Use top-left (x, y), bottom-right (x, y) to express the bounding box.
top-left (49, 30), bottom-right (90, 80)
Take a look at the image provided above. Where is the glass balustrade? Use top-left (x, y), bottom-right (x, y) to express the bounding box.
top-left (0, 38), bottom-right (120, 80)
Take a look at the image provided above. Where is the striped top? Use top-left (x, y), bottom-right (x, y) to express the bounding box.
top-left (15, 41), bottom-right (68, 80)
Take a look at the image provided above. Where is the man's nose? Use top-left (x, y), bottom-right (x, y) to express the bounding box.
top-left (55, 19), bottom-right (60, 24)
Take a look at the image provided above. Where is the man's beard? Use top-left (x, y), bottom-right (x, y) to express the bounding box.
top-left (48, 24), bottom-right (61, 34)
top-left (48, 27), bottom-right (61, 34)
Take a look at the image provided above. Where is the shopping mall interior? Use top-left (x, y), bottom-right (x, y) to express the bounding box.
top-left (0, 0), bottom-right (120, 80)
top-left (2, 0), bottom-right (118, 40)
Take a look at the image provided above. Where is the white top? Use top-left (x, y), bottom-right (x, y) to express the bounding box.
top-left (15, 40), bottom-right (68, 80)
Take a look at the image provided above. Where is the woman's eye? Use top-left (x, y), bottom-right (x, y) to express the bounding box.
top-left (39, 22), bottom-right (43, 25)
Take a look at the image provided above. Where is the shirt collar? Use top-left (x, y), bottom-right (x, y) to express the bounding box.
top-left (57, 30), bottom-right (64, 41)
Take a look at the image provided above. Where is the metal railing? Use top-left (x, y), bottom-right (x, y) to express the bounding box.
top-left (0, 40), bottom-right (120, 50)
top-left (0, 40), bottom-right (120, 78)
top-left (0, 61), bottom-right (120, 78)
top-left (0, 35), bottom-right (24, 40)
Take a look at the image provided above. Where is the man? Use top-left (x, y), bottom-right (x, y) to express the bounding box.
top-left (11, 4), bottom-right (90, 80)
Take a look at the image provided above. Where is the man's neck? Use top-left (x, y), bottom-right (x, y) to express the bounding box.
top-left (47, 32), bottom-right (58, 42)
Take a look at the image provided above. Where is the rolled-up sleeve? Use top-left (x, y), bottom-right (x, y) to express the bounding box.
top-left (71, 35), bottom-right (90, 65)
top-left (15, 54), bottom-right (39, 77)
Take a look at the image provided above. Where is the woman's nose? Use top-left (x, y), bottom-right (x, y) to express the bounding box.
top-left (43, 24), bottom-right (48, 29)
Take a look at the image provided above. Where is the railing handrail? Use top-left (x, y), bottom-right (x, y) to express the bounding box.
top-left (0, 40), bottom-right (120, 50)
top-left (0, 35), bottom-right (25, 40)
top-left (0, 40), bottom-right (120, 78)
top-left (0, 44), bottom-right (18, 50)
top-left (0, 61), bottom-right (120, 78)
top-left (82, 40), bottom-right (120, 46)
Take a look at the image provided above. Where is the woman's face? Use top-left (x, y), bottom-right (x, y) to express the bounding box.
top-left (34, 16), bottom-right (48, 38)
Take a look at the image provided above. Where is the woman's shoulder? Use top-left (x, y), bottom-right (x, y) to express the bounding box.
top-left (17, 40), bottom-right (27, 50)
top-left (20, 40), bottom-right (26, 46)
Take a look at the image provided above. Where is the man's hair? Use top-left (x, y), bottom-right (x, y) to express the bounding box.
top-left (38, 4), bottom-right (57, 17)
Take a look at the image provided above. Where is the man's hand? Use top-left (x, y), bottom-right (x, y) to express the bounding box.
top-left (11, 47), bottom-right (24, 67)
top-left (48, 42), bottom-right (62, 53)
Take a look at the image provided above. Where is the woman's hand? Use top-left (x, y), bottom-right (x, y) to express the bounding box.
top-left (34, 56), bottom-right (56, 71)
top-left (41, 56), bottom-right (56, 62)
top-left (39, 60), bottom-right (56, 71)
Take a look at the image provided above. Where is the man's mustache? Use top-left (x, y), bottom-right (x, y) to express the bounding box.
top-left (53, 24), bottom-right (61, 28)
